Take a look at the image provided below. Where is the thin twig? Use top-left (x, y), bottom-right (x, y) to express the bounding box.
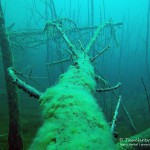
top-left (65, 49), bottom-right (72, 55)
top-left (90, 46), bottom-right (110, 62)
top-left (121, 103), bottom-right (138, 133)
top-left (35, 76), bottom-right (48, 79)
top-left (141, 77), bottom-right (150, 112)
top-left (26, 67), bottom-right (33, 83)
top-left (21, 66), bottom-right (31, 73)
top-left (46, 56), bottom-right (71, 66)
top-left (78, 40), bottom-right (84, 51)
top-left (13, 68), bottom-right (40, 86)
top-left (95, 75), bottom-right (108, 85)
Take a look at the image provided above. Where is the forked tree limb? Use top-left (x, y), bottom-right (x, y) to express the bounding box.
top-left (45, 21), bottom-right (78, 58)
top-left (8, 67), bottom-right (42, 99)
top-left (85, 22), bottom-right (123, 53)
top-left (85, 22), bottom-right (110, 53)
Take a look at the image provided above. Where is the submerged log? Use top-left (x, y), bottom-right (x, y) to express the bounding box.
top-left (29, 53), bottom-right (116, 149)
top-left (8, 19), bottom-right (122, 149)
top-left (28, 20), bottom-right (117, 149)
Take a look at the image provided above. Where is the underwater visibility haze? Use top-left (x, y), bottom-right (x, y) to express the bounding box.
top-left (0, 0), bottom-right (150, 149)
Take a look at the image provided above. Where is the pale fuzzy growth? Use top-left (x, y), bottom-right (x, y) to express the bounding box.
top-left (29, 56), bottom-right (116, 150)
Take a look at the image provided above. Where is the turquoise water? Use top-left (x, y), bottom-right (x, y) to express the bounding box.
top-left (0, 0), bottom-right (150, 149)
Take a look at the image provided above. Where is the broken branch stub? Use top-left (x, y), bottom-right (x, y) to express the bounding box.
top-left (8, 67), bottom-right (42, 99)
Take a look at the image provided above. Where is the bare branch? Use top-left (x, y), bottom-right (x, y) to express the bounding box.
top-left (95, 75), bottom-right (108, 85)
top-left (26, 67), bottom-right (33, 83)
top-left (46, 56), bottom-right (71, 66)
top-left (96, 82), bottom-right (121, 92)
top-left (85, 22), bottom-right (111, 53)
top-left (44, 20), bottom-right (78, 57)
top-left (35, 76), bottom-right (48, 79)
top-left (111, 95), bottom-right (122, 133)
top-left (85, 21), bottom-right (123, 53)
top-left (90, 46), bottom-right (110, 62)
top-left (121, 103), bottom-right (138, 133)
top-left (78, 40), bottom-right (84, 51)
top-left (101, 80), bottom-right (137, 134)
top-left (54, 24), bottom-right (78, 57)
top-left (8, 67), bottom-right (42, 99)
top-left (141, 77), bottom-right (150, 111)
top-left (65, 49), bottom-right (72, 55)
top-left (13, 67), bottom-right (40, 86)
top-left (21, 66), bottom-right (32, 73)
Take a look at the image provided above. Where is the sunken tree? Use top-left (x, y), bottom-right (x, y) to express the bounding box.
top-left (8, 19), bottom-right (122, 149)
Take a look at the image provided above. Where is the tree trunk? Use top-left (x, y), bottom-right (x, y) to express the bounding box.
top-left (0, 1), bottom-right (23, 150)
